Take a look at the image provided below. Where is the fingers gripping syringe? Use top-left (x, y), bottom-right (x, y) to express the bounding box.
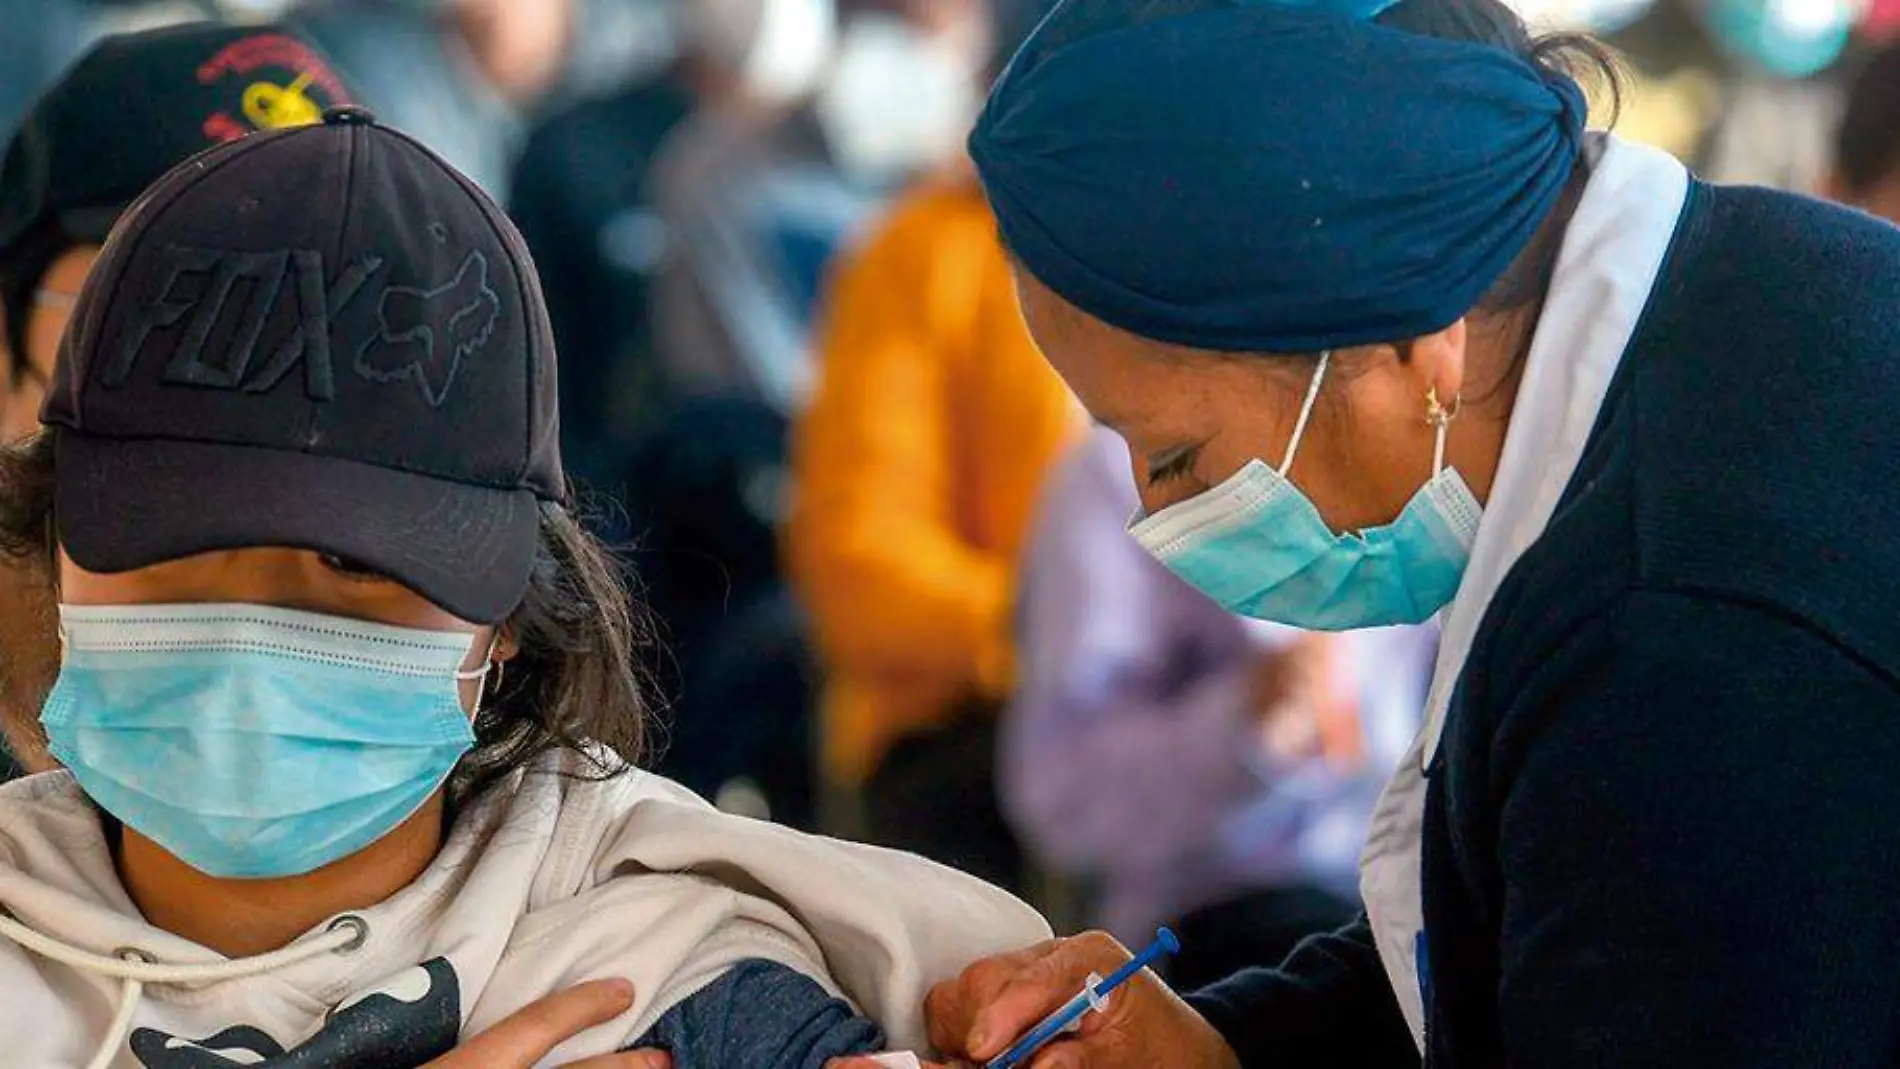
top-left (985, 927), bottom-right (1181, 1069)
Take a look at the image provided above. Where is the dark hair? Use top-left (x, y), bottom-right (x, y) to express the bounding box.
top-left (1374, 0), bottom-right (1624, 327)
top-left (1835, 38), bottom-right (1900, 196)
top-left (0, 431), bottom-right (655, 805)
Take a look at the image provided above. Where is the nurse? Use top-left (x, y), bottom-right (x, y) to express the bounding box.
top-left (877, 0), bottom-right (1900, 1066)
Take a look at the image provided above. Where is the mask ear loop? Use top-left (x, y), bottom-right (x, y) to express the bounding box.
top-left (1426, 386), bottom-right (1463, 476)
top-left (1278, 350), bottom-right (1332, 477)
top-left (454, 631), bottom-right (506, 718)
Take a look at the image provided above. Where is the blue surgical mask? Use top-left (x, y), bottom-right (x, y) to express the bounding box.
top-left (1130, 351), bottom-right (1481, 630)
top-left (41, 603), bottom-right (489, 879)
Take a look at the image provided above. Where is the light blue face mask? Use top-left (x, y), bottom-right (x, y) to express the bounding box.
top-left (1129, 351), bottom-right (1482, 630)
top-left (41, 603), bottom-right (489, 880)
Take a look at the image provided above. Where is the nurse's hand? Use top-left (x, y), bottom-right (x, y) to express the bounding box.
top-left (421, 979), bottom-right (673, 1069)
top-left (910, 933), bottom-right (1241, 1069)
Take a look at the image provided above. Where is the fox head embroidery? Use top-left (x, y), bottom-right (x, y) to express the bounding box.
top-left (355, 250), bottom-right (500, 408)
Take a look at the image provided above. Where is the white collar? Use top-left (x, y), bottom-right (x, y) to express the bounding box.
top-left (1419, 136), bottom-right (1690, 767)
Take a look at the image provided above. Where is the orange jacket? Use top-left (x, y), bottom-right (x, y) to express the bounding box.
top-left (789, 181), bottom-right (1082, 786)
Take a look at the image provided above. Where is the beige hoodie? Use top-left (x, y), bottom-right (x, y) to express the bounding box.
top-left (0, 752), bottom-right (1050, 1067)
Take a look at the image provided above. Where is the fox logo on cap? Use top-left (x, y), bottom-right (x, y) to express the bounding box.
top-left (357, 250), bottom-right (502, 409)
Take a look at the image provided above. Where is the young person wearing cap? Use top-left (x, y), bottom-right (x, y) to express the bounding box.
top-left (0, 23), bottom-right (360, 780)
top-left (0, 106), bottom-right (1044, 1068)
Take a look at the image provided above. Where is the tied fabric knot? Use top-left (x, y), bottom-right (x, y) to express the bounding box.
top-left (971, 0), bottom-right (1589, 353)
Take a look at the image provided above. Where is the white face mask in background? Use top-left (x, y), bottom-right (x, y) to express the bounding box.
top-left (688, 0), bottom-right (839, 105)
top-left (814, 13), bottom-right (982, 182)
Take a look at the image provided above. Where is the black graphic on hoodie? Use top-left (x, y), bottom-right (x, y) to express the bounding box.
top-left (129, 957), bottom-right (461, 1068)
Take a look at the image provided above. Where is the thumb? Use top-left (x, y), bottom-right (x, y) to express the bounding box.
top-left (969, 962), bottom-right (1073, 1060)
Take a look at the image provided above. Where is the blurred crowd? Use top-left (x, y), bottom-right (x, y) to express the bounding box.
top-left (6, 0), bottom-right (1900, 978)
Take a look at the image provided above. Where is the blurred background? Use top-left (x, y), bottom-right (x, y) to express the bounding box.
top-left (5, 0), bottom-right (1887, 194)
top-left (4, 0), bottom-right (1896, 954)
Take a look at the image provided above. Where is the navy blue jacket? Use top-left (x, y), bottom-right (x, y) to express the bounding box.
top-left (1188, 182), bottom-right (1900, 1066)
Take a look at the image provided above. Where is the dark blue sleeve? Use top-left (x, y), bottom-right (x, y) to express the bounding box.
top-left (627, 959), bottom-right (886, 1069)
top-left (1489, 590), bottom-right (1900, 1066)
top-left (1182, 914), bottom-right (1419, 1068)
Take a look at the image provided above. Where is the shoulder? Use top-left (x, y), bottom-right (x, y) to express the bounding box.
top-left (821, 181), bottom-right (1008, 347)
top-left (0, 772), bottom-right (112, 874)
top-left (1447, 585), bottom-right (1900, 827)
top-left (1466, 181), bottom-right (1900, 691)
top-left (1645, 185), bottom-right (1900, 381)
top-left (1643, 183), bottom-right (1900, 372)
top-left (845, 181), bottom-right (1003, 274)
top-left (522, 755), bottom-right (717, 883)
top-left (1678, 183), bottom-right (1900, 287)
top-left (1555, 181), bottom-right (1900, 674)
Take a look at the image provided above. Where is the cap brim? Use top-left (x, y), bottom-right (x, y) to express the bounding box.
top-left (55, 432), bottom-right (538, 624)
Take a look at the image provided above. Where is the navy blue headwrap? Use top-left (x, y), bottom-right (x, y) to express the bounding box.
top-left (969, 0), bottom-right (1588, 353)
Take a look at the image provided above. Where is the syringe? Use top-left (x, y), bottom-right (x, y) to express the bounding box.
top-left (985, 927), bottom-right (1181, 1069)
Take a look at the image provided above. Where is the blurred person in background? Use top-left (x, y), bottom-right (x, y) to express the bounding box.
top-left (787, 0), bottom-right (1074, 889)
top-left (1005, 424), bottom-right (1435, 990)
top-left (292, 0), bottom-right (674, 199)
top-left (513, 0), bottom-right (847, 828)
top-left (509, 55), bottom-right (694, 499)
top-left (515, 0), bottom-right (1004, 486)
top-left (0, 22), bottom-right (357, 780)
top-left (630, 0), bottom-right (990, 827)
top-left (0, 0), bottom-right (670, 201)
top-left (514, 0), bottom-right (842, 489)
top-left (645, 0), bottom-right (879, 425)
top-left (515, 0), bottom-right (1012, 829)
top-left (288, 0), bottom-right (561, 198)
top-left (1825, 35), bottom-right (1900, 223)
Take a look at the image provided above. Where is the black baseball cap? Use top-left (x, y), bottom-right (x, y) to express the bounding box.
top-left (0, 22), bottom-right (355, 379)
top-left (42, 106), bottom-right (566, 625)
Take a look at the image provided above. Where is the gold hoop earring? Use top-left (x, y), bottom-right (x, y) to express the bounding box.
top-left (1425, 386), bottom-right (1463, 428)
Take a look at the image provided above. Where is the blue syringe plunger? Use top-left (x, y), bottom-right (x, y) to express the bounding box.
top-left (1155, 927), bottom-right (1180, 955)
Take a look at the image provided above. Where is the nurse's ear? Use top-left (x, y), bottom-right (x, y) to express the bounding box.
top-left (1394, 318), bottom-right (1468, 415)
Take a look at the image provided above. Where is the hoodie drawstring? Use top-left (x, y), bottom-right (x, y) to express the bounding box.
top-left (0, 911), bottom-right (367, 1069)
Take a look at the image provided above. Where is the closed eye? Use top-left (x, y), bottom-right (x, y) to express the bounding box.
top-left (1146, 446), bottom-right (1201, 488)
